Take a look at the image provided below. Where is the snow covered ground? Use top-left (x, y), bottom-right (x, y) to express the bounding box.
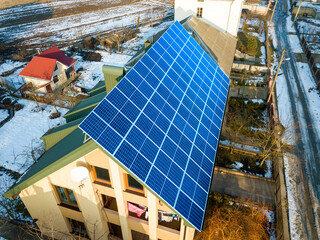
top-left (75, 52), bottom-right (132, 90)
top-left (0, 99), bottom-right (67, 174)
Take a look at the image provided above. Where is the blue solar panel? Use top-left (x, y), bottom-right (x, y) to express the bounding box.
top-left (79, 21), bottom-right (230, 231)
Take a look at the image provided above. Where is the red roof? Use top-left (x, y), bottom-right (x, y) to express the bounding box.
top-left (38, 45), bottom-right (77, 66)
top-left (19, 46), bottom-right (77, 81)
top-left (19, 56), bottom-right (57, 81)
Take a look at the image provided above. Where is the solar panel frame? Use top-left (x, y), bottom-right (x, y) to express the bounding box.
top-left (79, 21), bottom-right (230, 231)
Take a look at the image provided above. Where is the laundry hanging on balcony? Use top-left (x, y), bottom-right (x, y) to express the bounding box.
top-left (158, 211), bottom-right (178, 222)
top-left (127, 202), bottom-right (146, 217)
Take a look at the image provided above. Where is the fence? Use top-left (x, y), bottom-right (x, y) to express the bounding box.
top-left (295, 22), bottom-right (320, 89)
top-left (265, 24), bottom-right (291, 240)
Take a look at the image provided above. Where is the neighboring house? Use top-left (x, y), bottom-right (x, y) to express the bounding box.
top-left (291, 2), bottom-right (320, 19)
top-left (19, 46), bottom-right (77, 93)
top-left (174, 0), bottom-right (244, 37)
top-left (4, 19), bottom-right (236, 240)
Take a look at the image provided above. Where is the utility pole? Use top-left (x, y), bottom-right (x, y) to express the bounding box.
top-left (293, 0), bottom-right (303, 26)
top-left (269, 0), bottom-right (278, 27)
top-left (268, 49), bottom-right (286, 103)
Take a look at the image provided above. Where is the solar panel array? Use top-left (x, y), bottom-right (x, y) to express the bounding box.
top-left (79, 21), bottom-right (230, 231)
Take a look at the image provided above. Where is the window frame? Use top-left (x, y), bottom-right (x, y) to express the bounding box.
top-left (68, 218), bottom-right (89, 239)
top-left (92, 166), bottom-right (111, 185)
top-left (124, 174), bottom-right (144, 194)
top-left (55, 186), bottom-right (78, 208)
top-left (53, 75), bottom-right (59, 84)
top-left (197, 7), bottom-right (203, 17)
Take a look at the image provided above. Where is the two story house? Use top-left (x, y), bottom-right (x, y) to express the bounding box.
top-left (19, 46), bottom-right (77, 93)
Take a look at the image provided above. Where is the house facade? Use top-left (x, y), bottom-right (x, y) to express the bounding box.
top-left (18, 146), bottom-right (195, 240)
top-left (174, 0), bottom-right (244, 37)
top-left (19, 46), bottom-right (77, 93)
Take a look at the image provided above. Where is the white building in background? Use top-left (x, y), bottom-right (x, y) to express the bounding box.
top-left (174, 0), bottom-right (244, 37)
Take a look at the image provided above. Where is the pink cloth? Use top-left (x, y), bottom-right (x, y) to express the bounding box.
top-left (127, 202), bottom-right (146, 217)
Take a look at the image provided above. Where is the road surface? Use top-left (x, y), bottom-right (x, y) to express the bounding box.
top-left (274, 0), bottom-right (320, 238)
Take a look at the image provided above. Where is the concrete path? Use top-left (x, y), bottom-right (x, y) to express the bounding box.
top-left (211, 167), bottom-right (275, 208)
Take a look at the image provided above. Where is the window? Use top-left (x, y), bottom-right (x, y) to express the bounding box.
top-left (124, 174), bottom-right (144, 194)
top-left (92, 166), bottom-right (111, 185)
top-left (56, 186), bottom-right (78, 207)
top-left (197, 7), bottom-right (203, 17)
top-left (54, 64), bottom-right (58, 71)
top-left (53, 76), bottom-right (59, 83)
top-left (68, 218), bottom-right (89, 238)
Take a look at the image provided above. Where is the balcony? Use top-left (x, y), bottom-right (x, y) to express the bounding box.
top-left (127, 202), bottom-right (148, 221)
top-left (102, 194), bottom-right (118, 212)
top-left (158, 211), bottom-right (181, 231)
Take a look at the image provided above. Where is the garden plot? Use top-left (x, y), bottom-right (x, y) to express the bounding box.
top-left (237, 17), bottom-right (266, 65)
top-left (217, 97), bottom-right (271, 177)
top-left (0, 0), bottom-right (173, 48)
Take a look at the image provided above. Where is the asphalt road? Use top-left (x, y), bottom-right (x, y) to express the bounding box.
top-left (274, 0), bottom-right (320, 238)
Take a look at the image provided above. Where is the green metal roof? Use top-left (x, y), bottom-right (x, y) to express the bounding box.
top-left (42, 117), bottom-right (85, 137)
top-left (3, 128), bottom-right (98, 199)
top-left (64, 92), bottom-right (106, 117)
top-left (88, 81), bottom-right (106, 97)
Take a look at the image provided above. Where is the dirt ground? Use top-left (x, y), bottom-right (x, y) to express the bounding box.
top-left (0, 0), bottom-right (52, 9)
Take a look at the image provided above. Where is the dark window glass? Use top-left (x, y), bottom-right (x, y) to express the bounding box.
top-left (53, 76), bottom-right (59, 83)
top-left (57, 186), bottom-right (68, 204)
top-left (127, 174), bottom-right (144, 191)
top-left (69, 218), bottom-right (88, 237)
top-left (94, 166), bottom-right (110, 183)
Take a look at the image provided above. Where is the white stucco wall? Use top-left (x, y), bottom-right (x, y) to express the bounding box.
top-left (19, 157), bottom-right (106, 240)
top-left (175, 0), bottom-right (244, 36)
top-left (23, 62), bottom-right (69, 93)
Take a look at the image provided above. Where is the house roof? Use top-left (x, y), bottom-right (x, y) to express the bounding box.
top-left (78, 21), bottom-right (230, 231)
top-left (3, 128), bottom-right (98, 200)
top-left (18, 46), bottom-right (77, 81)
top-left (38, 45), bottom-right (77, 67)
top-left (18, 56), bottom-right (57, 81)
top-left (185, 16), bottom-right (237, 77)
top-left (64, 91), bottom-right (106, 118)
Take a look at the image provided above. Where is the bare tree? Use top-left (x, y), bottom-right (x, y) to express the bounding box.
top-left (25, 83), bottom-right (40, 110)
top-left (195, 196), bottom-right (270, 240)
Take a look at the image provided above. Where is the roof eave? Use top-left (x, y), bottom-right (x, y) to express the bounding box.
top-left (3, 140), bottom-right (97, 200)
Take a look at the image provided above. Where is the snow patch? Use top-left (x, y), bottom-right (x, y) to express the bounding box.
top-left (0, 99), bottom-right (67, 173)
